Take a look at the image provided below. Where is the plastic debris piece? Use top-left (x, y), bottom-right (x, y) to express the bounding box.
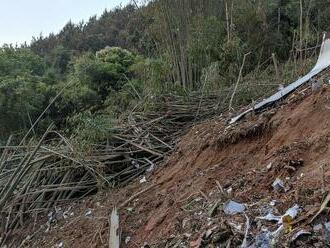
top-left (256, 212), bottom-right (281, 222)
top-left (272, 178), bottom-right (284, 191)
top-left (223, 200), bottom-right (245, 215)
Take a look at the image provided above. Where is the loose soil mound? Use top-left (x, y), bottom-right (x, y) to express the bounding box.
top-left (15, 83), bottom-right (330, 247)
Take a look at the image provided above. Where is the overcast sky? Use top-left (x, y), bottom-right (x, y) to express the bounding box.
top-left (0, 0), bottom-right (130, 45)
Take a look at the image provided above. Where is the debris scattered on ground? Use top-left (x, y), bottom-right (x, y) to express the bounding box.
top-left (109, 207), bottom-right (120, 248)
top-left (139, 176), bottom-right (147, 184)
top-left (6, 71), bottom-right (330, 248)
top-left (223, 200), bottom-right (246, 215)
top-left (272, 178), bottom-right (285, 191)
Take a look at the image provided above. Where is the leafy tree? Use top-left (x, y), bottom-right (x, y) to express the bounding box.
top-left (0, 47), bottom-right (48, 138)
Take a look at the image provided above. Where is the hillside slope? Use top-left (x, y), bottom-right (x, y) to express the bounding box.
top-left (17, 74), bottom-right (330, 247)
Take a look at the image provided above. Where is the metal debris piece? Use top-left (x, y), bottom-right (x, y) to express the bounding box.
top-left (55, 242), bottom-right (63, 248)
top-left (204, 226), bottom-right (218, 239)
top-left (230, 37), bottom-right (330, 124)
top-left (313, 224), bottom-right (323, 232)
top-left (139, 176), bottom-right (147, 183)
top-left (223, 200), bottom-right (246, 215)
top-left (256, 212), bottom-right (281, 222)
top-left (279, 204), bottom-right (300, 224)
top-left (85, 208), bottom-right (92, 217)
top-left (325, 222), bottom-right (330, 241)
top-left (226, 187), bottom-right (233, 195)
top-left (272, 178), bottom-right (284, 191)
top-left (266, 163), bottom-right (272, 170)
top-left (255, 231), bottom-right (271, 248)
top-left (271, 225), bottom-right (284, 245)
top-left (125, 236), bottom-right (131, 244)
top-left (109, 207), bottom-right (120, 248)
top-left (292, 230), bottom-right (311, 241)
top-left (132, 160), bottom-right (140, 169)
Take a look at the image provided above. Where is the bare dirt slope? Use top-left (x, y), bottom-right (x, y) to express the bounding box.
top-left (17, 83), bottom-right (330, 247)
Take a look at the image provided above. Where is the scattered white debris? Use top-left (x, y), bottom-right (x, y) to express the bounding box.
top-left (269, 200), bottom-right (277, 206)
top-left (292, 230), bottom-right (311, 241)
top-left (146, 164), bottom-right (154, 172)
top-left (126, 207), bottom-right (134, 212)
top-left (63, 206), bottom-right (72, 219)
top-left (54, 241), bottom-right (63, 248)
top-left (271, 225), bottom-right (284, 244)
top-left (256, 212), bottom-right (281, 222)
top-left (272, 178), bottom-right (284, 191)
top-left (279, 204), bottom-right (300, 224)
top-left (132, 160), bottom-right (140, 169)
top-left (223, 200), bottom-right (246, 215)
top-left (254, 230), bottom-right (271, 248)
top-left (139, 176), bottom-right (147, 183)
top-left (313, 224), bottom-right (323, 232)
top-left (266, 162), bottom-right (272, 170)
top-left (125, 236), bottom-right (131, 244)
top-left (325, 222), bottom-right (330, 240)
top-left (183, 233), bottom-right (192, 238)
top-left (85, 208), bottom-right (92, 217)
top-left (325, 222), bottom-right (330, 231)
top-left (228, 221), bottom-right (243, 231)
top-left (226, 187), bottom-right (233, 195)
top-left (205, 226), bottom-right (218, 239)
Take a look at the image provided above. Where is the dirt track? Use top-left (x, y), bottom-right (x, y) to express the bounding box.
top-left (16, 83), bottom-right (330, 247)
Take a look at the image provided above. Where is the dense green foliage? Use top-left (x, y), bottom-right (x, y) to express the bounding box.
top-left (1, 0), bottom-right (329, 142)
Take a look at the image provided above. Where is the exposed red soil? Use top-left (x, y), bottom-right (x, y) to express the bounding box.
top-left (15, 84), bottom-right (330, 247)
